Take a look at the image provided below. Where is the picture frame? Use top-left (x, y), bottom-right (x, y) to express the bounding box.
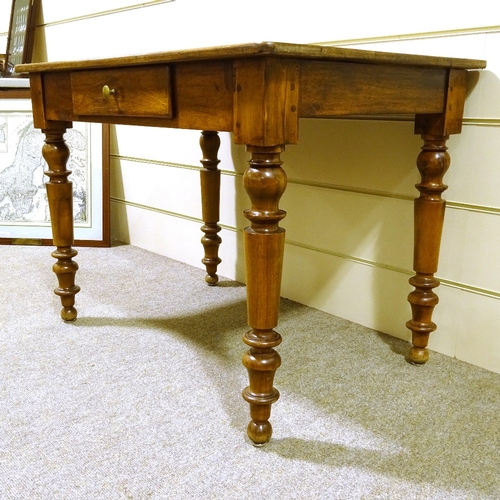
top-left (2, 0), bottom-right (40, 77)
top-left (0, 98), bottom-right (110, 247)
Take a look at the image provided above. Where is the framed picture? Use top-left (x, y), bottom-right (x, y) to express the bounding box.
top-left (0, 98), bottom-right (110, 247)
top-left (2, 0), bottom-right (40, 77)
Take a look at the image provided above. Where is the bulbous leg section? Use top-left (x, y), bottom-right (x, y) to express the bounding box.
top-left (52, 247), bottom-right (80, 321)
top-left (242, 337), bottom-right (282, 446)
top-left (200, 224), bottom-right (222, 286)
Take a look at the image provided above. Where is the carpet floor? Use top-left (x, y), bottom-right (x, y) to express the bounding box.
top-left (1, 243), bottom-right (499, 499)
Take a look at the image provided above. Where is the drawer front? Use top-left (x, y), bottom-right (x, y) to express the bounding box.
top-left (71, 65), bottom-right (172, 118)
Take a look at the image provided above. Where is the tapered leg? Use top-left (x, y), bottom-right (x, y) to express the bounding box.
top-left (199, 131), bottom-right (222, 285)
top-left (406, 134), bottom-right (450, 363)
top-left (43, 126), bottom-right (80, 321)
top-left (242, 145), bottom-right (286, 445)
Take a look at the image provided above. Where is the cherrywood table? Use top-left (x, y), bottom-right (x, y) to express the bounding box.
top-left (17, 42), bottom-right (486, 445)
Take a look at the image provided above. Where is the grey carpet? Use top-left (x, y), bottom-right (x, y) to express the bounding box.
top-left (1, 243), bottom-right (499, 499)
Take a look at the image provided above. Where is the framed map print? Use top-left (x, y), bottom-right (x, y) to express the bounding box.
top-left (0, 98), bottom-right (110, 247)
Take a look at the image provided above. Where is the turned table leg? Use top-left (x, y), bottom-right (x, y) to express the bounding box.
top-left (241, 145), bottom-right (286, 446)
top-left (42, 126), bottom-right (80, 321)
top-left (406, 134), bottom-right (450, 364)
top-left (199, 131), bottom-right (222, 285)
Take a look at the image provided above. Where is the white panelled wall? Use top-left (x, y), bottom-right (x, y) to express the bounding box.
top-left (2, 1), bottom-right (499, 373)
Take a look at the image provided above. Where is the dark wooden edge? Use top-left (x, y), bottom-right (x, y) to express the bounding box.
top-left (0, 123), bottom-right (112, 248)
top-left (3, 0), bottom-right (40, 77)
top-left (0, 89), bottom-right (31, 99)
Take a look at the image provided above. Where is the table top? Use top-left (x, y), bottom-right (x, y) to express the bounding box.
top-left (16, 41), bottom-right (487, 74)
top-left (18, 41), bottom-right (487, 143)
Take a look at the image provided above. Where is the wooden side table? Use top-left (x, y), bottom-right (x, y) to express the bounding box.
top-left (17, 42), bottom-right (486, 445)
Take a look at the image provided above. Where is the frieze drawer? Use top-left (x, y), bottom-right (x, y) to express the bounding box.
top-left (71, 65), bottom-right (172, 118)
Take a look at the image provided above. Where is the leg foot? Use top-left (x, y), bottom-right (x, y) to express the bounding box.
top-left (409, 346), bottom-right (429, 364)
top-left (247, 420), bottom-right (273, 447)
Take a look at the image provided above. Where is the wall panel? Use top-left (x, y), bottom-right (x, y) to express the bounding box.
top-left (440, 209), bottom-right (500, 293)
top-left (40, 1), bottom-right (174, 24)
top-left (285, 119), bottom-right (421, 197)
top-left (111, 158), bottom-right (203, 219)
top-left (282, 184), bottom-right (414, 272)
top-left (445, 125), bottom-right (500, 209)
top-left (110, 200), bottom-right (243, 281)
top-left (112, 126), bottom-right (246, 175)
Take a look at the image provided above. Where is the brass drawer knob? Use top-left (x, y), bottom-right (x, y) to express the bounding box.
top-left (102, 84), bottom-right (117, 100)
